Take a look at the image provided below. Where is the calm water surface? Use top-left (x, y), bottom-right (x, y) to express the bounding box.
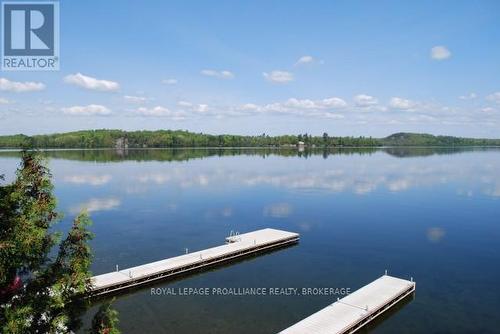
top-left (1, 148), bottom-right (499, 333)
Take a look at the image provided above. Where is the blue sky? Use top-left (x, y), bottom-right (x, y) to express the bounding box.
top-left (1, 0), bottom-right (500, 137)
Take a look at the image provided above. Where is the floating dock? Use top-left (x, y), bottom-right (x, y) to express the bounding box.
top-left (90, 228), bottom-right (299, 296)
top-left (279, 274), bottom-right (415, 334)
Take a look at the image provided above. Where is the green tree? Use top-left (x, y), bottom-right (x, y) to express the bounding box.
top-left (90, 301), bottom-right (120, 334)
top-left (0, 152), bottom-right (120, 333)
top-left (322, 132), bottom-right (329, 146)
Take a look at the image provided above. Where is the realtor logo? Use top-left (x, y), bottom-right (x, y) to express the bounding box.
top-left (1, 1), bottom-right (59, 71)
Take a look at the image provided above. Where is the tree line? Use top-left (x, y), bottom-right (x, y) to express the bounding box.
top-left (0, 130), bottom-right (379, 148)
top-left (0, 130), bottom-right (499, 149)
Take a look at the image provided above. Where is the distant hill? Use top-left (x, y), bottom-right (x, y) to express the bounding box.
top-left (0, 130), bottom-right (498, 149)
top-left (381, 132), bottom-right (500, 146)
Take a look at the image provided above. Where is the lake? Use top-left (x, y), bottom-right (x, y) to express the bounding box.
top-left (1, 148), bottom-right (499, 333)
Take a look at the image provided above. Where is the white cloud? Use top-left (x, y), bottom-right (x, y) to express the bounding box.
top-left (230, 96), bottom-right (347, 119)
top-left (136, 106), bottom-right (170, 116)
top-left (322, 113), bottom-right (345, 119)
top-left (177, 101), bottom-right (209, 113)
top-left (135, 106), bottom-right (186, 119)
top-left (0, 77), bottom-right (45, 92)
top-left (486, 92), bottom-right (500, 103)
top-left (194, 104), bottom-right (209, 113)
top-left (263, 70), bottom-right (294, 83)
top-left (284, 98), bottom-right (318, 109)
top-left (261, 102), bottom-right (287, 113)
top-left (62, 104), bottom-right (111, 116)
top-left (108, 93), bottom-right (489, 123)
top-left (177, 101), bottom-right (192, 108)
top-left (64, 73), bottom-right (119, 92)
top-left (319, 97), bottom-right (347, 108)
top-left (408, 114), bottom-right (436, 122)
top-left (459, 92), bottom-right (477, 100)
top-left (124, 95), bottom-right (148, 103)
top-left (239, 103), bottom-right (260, 111)
top-left (354, 94), bottom-right (378, 107)
top-left (295, 55), bottom-right (314, 66)
top-left (242, 97), bottom-right (346, 119)
top-left (269, 97), bottom-right (346, 111)
top-left (0, 97), bottom-right (11, 104)
top-left (162, 78), bottom-right (178, 85)
top-left (389, 97), bottom-right (417, 110)
top-left (481, 107), bottom-right (495, 113)
top-left (431, 46), bottom-right (451, 60)
top-left (200, 69), bottom-right (234, 79)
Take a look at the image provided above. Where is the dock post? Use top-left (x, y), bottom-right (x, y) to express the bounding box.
top-left (116, 265), bottom-right (119, 272)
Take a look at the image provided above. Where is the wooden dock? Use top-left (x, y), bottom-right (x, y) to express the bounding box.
top-left (90, 228), bottom-right (299, 296)
top-left (279, 274), bottom-right (415, 334)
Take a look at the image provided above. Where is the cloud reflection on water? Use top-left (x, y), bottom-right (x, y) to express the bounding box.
top-left (70, 197), bottom-right (121, 214)
top-left (123, 154), bottom-right (500, 199)
top-left (263, 203), bottom-right (293, 218)
top-left (63, 174), bottom-right (112, 186)
top-left (427, 227), bottom-right (446, 243)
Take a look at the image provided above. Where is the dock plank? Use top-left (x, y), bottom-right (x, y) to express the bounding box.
top-left (90, 228), bottom-right (299, 296)
top-left (279, 275), bottom-right (415, 334)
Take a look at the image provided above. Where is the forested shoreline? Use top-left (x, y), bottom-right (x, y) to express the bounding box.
top-left (0, 130), bottom-right (499, 149)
